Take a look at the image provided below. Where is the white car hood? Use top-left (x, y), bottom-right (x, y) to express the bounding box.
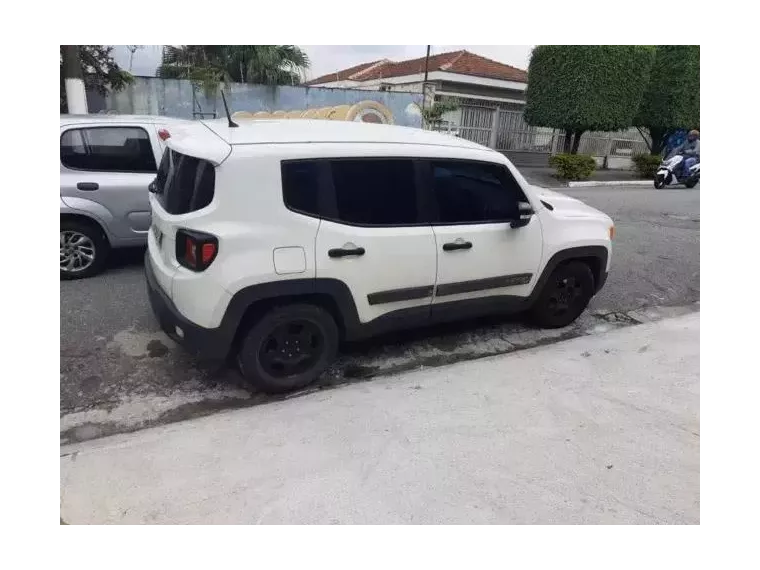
top-left (532, 186), bottom-right (609, 220)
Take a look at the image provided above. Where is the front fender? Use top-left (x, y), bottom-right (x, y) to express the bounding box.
top-left (532, 245), bottom-right (611, 299)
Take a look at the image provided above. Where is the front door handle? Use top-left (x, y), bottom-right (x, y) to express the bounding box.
top-left (76, 182), bottom-right (99, 191)
top-left (442, 240), bottom-right (473, 252)
top-left (328, 246), bottom-right (366, 258)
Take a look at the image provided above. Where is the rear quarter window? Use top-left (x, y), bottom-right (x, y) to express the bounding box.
top-left (281, 161), bottom-right (320, 217)
top-left (60, 126), bottom-right (156, 173)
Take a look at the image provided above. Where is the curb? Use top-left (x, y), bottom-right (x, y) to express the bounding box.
top-left (567, 180), bottom-right (651, 188)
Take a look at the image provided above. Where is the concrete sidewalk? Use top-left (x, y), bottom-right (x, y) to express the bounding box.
top-left (521, 166), bottom-right (649, 188)
top-left (60, 313), bottom-right (700, 524)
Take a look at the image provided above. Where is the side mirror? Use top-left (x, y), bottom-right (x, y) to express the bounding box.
top-left (510, 201), bottom-right (534, 229)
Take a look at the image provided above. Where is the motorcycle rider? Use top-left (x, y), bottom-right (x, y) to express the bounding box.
top-left (669, 129), bottom-right (700, 178)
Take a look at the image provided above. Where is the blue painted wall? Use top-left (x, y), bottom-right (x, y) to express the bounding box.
top-left (100, 77), bottom-right (423, 127)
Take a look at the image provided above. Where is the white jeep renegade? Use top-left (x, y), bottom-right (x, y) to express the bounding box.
top-left (145, 118), bottom-right (613, 393)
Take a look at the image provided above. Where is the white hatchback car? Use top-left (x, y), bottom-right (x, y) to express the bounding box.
top-left (146, 119), bottom-right (613, 393)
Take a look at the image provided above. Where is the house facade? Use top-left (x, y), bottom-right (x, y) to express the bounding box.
top-left (306, 50), bottom-right (649, 167)
top-left (305, 50), bottom-right (548, 164)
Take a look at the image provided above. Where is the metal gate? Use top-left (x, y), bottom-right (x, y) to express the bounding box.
top-left (495, 109), bottom-right (555, 157)
top-left (433, 95), bottom-right (649, 166)
top-left (438, 97), bottom-right (555, 166)
top-left (458, 105), bottom-right (494, 147)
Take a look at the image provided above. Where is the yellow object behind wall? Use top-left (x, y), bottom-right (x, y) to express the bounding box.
top-left (231, 100), bottom-right (395, 124)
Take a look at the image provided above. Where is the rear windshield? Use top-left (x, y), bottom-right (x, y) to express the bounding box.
top-left (153, 148), bottom-right (215, 215)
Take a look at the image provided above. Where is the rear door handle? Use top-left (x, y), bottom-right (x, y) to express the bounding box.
top-left (442, 240), bottom-right (473, 251)
top-left (76, 182), bottom-right (99, 191)
top-left (328, 246), bottom-right (366, 258)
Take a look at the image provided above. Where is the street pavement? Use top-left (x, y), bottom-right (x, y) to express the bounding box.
top-left (60, 186), bottom-right (700, 443)
top-left (60, 312), bottom-right (700, 524)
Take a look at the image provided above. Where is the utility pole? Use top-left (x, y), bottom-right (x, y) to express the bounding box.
top-left (423, 45), bottom-right (430, 83)
top-left (421, 45), bottom-right (431, 112)
top-left (62, 45), bottom-right (88, 114)
top-left (126, 45), bottom-right (143, 73)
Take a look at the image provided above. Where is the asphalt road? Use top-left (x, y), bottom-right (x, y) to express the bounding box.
top-left (60, 186), bottom-right (700, 443)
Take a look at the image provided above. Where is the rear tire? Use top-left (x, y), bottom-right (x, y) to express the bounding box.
top-left (60, 219), bottom-right (109, 280)
top-left (685, 178), bottom-right (699, 189)
top-left (237, 304), bottom-right (339, 394)
top-left (529, 261), bottom-right (595, 328)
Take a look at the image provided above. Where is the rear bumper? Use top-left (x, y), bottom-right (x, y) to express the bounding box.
top-left (145, 253), bottom-right (231, 362)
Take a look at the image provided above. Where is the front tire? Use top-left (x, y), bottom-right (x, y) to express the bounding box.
top-left (529, 261), bottom-right (595, 328)
top-left (654, 176), bottom-right (665, 189)
top-left (237, 304), bottom-right (339, 394)
top-left (60, 219), bottom-right (109, 280)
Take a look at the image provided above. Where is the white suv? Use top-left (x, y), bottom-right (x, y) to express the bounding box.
top-left (146, 119), bottom-right (613, 393)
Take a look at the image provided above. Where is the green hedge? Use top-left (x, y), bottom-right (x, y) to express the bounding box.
top-left (549, 153), bottom-right (596, 181)
top-left (632, 153), bottom-right (662, 178)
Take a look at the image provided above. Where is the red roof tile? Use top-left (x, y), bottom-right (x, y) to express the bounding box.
top-left (305, 50), bottom-right (527, 86)
top-left (304, 59), bottom-right (386, 86)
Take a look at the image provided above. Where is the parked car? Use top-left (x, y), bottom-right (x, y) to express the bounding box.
top-left (60, 114), bottom-right (190, 279)
top-left (145, 119), bottom-right (614, 394)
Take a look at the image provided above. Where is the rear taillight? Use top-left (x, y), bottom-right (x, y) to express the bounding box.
top-left (176, 229), bottom-right (218, 272)
top-left (158, 128), bottom-right (171, 141)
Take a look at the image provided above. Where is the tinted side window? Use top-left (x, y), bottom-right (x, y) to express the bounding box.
top-left (431, 161), bottom-right (520, 224)
top-left (60, 130), bottom-right (86, 165)
top-left (60, 127), bottom-right (157, 173)
top-left (154, 149), bottom-right (216, 215)
top-left (155, 146), bottom-right (171, 192)
top-left (331, 159), bottom-right (417, 225)
top-left (282, 161), bottom-right (320, 216)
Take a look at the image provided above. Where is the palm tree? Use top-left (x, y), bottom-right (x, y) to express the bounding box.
top-left (156, 46), bottom-right (222, 94)
top-left (156, 45), bottom-right (309, 88)
top-left (231, 46), bottom-right (310, 85)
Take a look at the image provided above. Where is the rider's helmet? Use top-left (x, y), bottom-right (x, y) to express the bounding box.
top-left (688, 129), bottom-right (700, 140)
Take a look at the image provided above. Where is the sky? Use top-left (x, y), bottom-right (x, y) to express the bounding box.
top-left (111, 45), bottom-right (534, 80)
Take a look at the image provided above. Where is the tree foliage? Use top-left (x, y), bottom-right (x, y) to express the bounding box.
top-left (156, 45), bottom-right (310, 91)
top-left (60, 45), bottom-right (133, 112)
top-left (422, 99), bottom-right (459, 129)
top-left (635, 45), bottom-right (700, 155)
top-left (525, 45), bottom-right (656, 153)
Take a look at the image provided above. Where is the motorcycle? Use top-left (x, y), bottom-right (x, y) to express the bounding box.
top-left (654, 154), bottom-right (700, 189)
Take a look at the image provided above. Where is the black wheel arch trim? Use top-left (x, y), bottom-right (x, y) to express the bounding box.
top-left (218, 278), bottom-right (361, 347)
top-left (186, 245), bottom-right (609, 360)
top-left (529, 245), bottom-right (609, 299)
